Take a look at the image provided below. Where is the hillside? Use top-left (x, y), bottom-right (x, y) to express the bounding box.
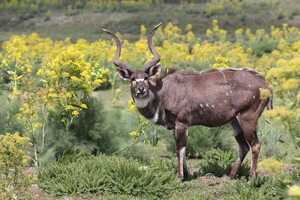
top-left (1, 0), bottom-right (300, 41)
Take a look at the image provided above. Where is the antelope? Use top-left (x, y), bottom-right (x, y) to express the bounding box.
top-left (103, 23), bottom-right (273, 181)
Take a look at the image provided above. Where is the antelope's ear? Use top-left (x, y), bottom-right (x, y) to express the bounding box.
top-left (116, 67), bottom-right (133, 80)
top-left (145, 64), bottom-right (161, 78)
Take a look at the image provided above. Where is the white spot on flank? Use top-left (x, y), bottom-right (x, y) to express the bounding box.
top-left (211, 105), bottom-right (215, 109)
top-left (206, 103), bottom-right (209, 107)
top-left (200, 103), bottom-right (203, 108)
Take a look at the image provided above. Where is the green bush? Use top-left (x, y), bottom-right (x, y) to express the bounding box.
top-left (224, 176), bottom-right (288, 200)
top-left (249, 37), bottom-right (278, 57)
top-left (199, 148), bottom-right (249, 177)
top-left (199, 149), bottom-right (234, 177)
top-left (0, 93), bottom-right (23, 134)
top-left (39, 97), bottom-right (132, 165)
top-left (119, 143), bottom-right (157, 163)
top-left (38, 155), bottom-right (181, 199)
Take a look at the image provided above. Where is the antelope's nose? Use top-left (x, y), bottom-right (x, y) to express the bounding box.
top-left (137, 87), bottom-right (145, 93)
top-left (136, 86), bottom-right (146, 95)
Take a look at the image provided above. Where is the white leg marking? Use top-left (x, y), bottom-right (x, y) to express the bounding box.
top-left (179, 147), bottom-right (186, 177)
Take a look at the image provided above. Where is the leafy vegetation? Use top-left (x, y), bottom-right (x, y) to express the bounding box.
top-left (224, 176), bottom-right (288, 200)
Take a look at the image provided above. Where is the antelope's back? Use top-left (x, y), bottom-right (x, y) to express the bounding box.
top-left (158, 68), bottom-right (270, 126)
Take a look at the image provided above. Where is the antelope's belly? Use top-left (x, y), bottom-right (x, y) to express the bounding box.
top-left (186, 105), bottom-right (237, 127)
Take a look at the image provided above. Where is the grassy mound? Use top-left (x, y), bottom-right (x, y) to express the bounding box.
top-left (38, 155), bottom-right (181, 199)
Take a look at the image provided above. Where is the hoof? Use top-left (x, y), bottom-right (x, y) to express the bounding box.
top-left (250, 171), bottom-right (257, 177)
top-left (228, 172), bottom-right (237, 179)
top-left (177, 175), bottom-right (185, 182)
top-left (177, 173), bottom-right (188, 182)
top-left (177, 173), bottom-right (191, 182)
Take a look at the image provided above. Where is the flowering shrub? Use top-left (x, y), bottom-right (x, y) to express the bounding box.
top-left (205, 0), bottom-right (242, 17)
top-left (0, 133), bottom-right (32, 200)
top-left (0, 34), bottom-right (111, 166)
top-left (257, 159), bottom-right (284, 176)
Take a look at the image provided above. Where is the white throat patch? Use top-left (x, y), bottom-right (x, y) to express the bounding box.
top-left (151, 105), bottom-right (160, 123)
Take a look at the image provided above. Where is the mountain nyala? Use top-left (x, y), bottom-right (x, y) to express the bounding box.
top-left (103, 23), bottom-right (273, 180)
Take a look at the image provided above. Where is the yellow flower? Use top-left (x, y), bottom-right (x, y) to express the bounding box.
top-left (72, 110), bottom-right (80, 117)
top-left (140, 25), bottom-right (147, 36)
top-left (185, 24), bottom-right (193, 32)
top-left (259, 88), bottom-right (272, 100)
top-left (288, 185), bottom-right (300, 197)
top-left (33, 123), bottom-right (43, 129)
top-left (282, 79), bottom-right (300, 91)
top-left (65, 105), bottom-right (75, 110)
top-left (186, 31), bottom-right (195, 43)
top-left (212, 56), bottom-right (229, 68)
top-left (128, 99), bottom-right (136, 112)
top-left (257, 159), bottom-right (284, 175)
top-left (129, 130), bottom-right (140, 139)
top-left (80, 103), bottom-right (88, 109)
top-left (265, 106), bottom-right (294, 121)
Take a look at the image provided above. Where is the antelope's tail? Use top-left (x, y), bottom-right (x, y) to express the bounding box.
top-left (267, 95), bottom-right (273, 110)
top-left (266, 87), bottom-right (273, 110)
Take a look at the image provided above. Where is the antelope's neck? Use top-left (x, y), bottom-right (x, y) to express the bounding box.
top-left (136, 98), bottom-right (163, 124)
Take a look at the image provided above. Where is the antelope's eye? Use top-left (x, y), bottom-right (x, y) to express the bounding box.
top-left (144, 76), bottom-right (148, 80)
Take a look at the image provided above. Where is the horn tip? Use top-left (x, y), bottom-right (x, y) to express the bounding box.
top-left (102, 28), bottom-right (111, 33)
top-left (154, 22), bottom-right (162, 29)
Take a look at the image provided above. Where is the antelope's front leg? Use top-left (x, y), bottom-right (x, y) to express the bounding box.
top-left (175, 122), bottom-right (188, 181)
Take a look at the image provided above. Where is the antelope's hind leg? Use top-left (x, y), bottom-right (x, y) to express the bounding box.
top-left (238, 119), bottom-right (260, 177)
top-left (229, 117), bottom-right (250, 178)
top-left (237, 100), bottom-right (268, 177)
